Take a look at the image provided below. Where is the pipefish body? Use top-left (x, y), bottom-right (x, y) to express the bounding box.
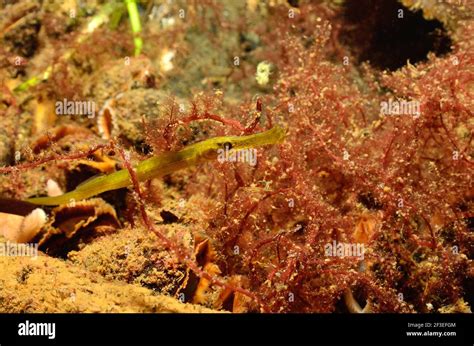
top-left (26, 126), bottom-right (286, 206)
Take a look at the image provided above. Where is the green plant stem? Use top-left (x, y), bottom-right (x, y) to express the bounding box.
top-left (125, 0), bottom-right (143, 56)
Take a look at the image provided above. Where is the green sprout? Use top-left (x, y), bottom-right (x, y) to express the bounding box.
top-left (14, 66), bottom-right (52, 93)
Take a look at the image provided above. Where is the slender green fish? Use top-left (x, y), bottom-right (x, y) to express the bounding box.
top-left (26, 126), bottom-right (286, 206)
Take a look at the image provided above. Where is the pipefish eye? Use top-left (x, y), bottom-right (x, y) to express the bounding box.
top-left (222, 142), bottom-right (233, 150)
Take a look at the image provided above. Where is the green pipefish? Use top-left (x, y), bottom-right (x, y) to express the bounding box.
top-left (26, 126), bottom-right (286, 206)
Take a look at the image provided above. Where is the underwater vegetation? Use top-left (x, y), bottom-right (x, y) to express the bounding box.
top-left (0, 0), bottom-right (472, 313)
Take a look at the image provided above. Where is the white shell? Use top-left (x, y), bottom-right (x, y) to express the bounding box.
top-left (0, 209), bottom-right (47, 243)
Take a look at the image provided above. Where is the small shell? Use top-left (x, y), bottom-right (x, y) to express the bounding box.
top-left (32, 96), bottom-right (57, 135)
top-left (32, 198), bottom-right (120, 257)
top-left (0, 208), bottom-right (47, 243)
top-left (97, 98), bottom-right (116, 140)
top-left (344, 288), bottom-right (372, 313)
top-left (47, 179), bottom-right (63, 197)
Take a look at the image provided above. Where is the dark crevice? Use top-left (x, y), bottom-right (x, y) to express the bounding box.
top-left (339, 0), bottom-right (452, 71)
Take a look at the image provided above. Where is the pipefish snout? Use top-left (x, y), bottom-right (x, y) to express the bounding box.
top-left (26, 126), bottom-right (286, 206)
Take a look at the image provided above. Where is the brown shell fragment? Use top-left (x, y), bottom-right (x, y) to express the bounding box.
top-left (191, 237), bottom-right (222, 305)
top-left (33, 198), bottom-right (120, 257)
top-left (176, 234), bottom-right (221, 306)
top-left (215, 275), bottom-right (254, 313)
top-left (175, 234), bottom-right (254, 311)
